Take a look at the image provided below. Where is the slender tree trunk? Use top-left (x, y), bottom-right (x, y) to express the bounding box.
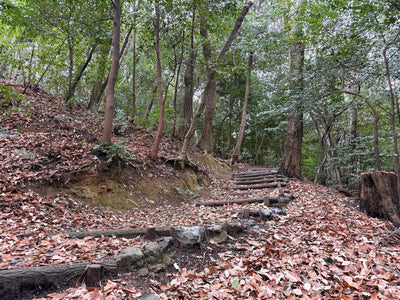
top-left (88, 41), bottom-right (111, 108)
top-left (131, 0), bottom-right (141, 122)
top-left (279, 0), bottom-right (306, 179)
top-left (231, 52), bottom-right (253, 164)
top-left (179, 4), bottom-right (196, 138)
top-left (65, 44), bottom-right (96, 104)
top-left (90, 24), bottom-right (133, 108)
top-left (197, 1), bottom-right (253, 153)
top-left (23, 44), bottom-right (35, 93)
top-left (172, 38), bottom-right (185, 137)
top-left (180, 73), bottom-right (216, 162)
top-left (384, 47), bottom-right (400, 176)
top-left (145, 84), bottom-right (158, 120)
top-left (180, 1), bottom-right (253, 162)
top-left (67, 29), bottom-right (74, 102)
top-left (150, 0), bottom-right (164, 159)
top-left (365, 99), bottom-right (382, 171)
top-left (131, 29), bottom-right (137, 121)
top-left (33, 38), bottom-right (67, 91)
top-left (311, 112), bottom-right (341, 183)
top-left (102, 0), bottom-right (121, 144)
top-left (349, 103), bottom-right (358, 180)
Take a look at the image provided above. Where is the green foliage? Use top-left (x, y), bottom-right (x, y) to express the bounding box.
top-left (0, 84), bottom-right (25, 114)
top-left (94, 142), bottom-right (135, 163)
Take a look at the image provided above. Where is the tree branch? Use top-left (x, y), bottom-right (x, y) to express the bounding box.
top-left (216, 1), bottom-right (254, 62)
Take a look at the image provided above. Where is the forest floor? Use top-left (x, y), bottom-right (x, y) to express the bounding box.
top-left (1, 80), bottom-right (400, 299)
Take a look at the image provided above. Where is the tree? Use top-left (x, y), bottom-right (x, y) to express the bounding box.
top-left (102, 0), bottom-right (121, 144)
top-left (279, 0), bottom-right (306, 179)
top-left (231, 51), bottom-right (253, 164)
top-left (196, 0), bottom-right (254, 154)
top-left (150, 0), bottom-right (165, 159)
top-left (179, 0), bottom-right (254, 163)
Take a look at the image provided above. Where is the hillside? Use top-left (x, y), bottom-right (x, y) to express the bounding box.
top-left (1, 81), bottom-right (400, 299)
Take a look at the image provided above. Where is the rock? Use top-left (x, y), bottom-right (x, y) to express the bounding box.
top-left (138, 293), bottom-right (160, 300)
top-left (260, 208), bottom-right (274, 219)
top-left (143, 242), bottom-right (163, 265)
top-left (115, 247), bottom-right (144, 271)
top-left (157, 236), bottom-right (174, 252)
top-left (244, 219), bottom-right (258, 228)
top-left (174, 226), bottom-right (205, 246)
top-left (227, 223), bottom-right (243, 234)
top-left (206, 225), bottom-right (228, 243)
top-left (272, 207), bottom-right (286, 215)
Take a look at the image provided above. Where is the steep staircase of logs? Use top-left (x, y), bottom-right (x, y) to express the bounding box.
top-left (196, 168), bottom-right (297, 213)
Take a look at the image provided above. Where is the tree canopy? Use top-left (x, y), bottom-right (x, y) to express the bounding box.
top-left (1, 0), bottom-right (400, 187)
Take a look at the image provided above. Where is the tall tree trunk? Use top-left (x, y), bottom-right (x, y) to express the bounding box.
top-left (196, 1), bottom-right (254, 153)
top-left (231, 52), bottom-right (253, 164)
top-left (150, 0), bottom-right (164, 159)
top-left (102, 0), bottom-right (121, 144)
top-left (279, 0), bottom-right (306, 179)
top-left (178, 4), bottom-right (197, 138)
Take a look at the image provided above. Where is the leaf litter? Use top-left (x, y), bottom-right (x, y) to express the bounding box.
top-left (0, 80), bottom-right (400, 299)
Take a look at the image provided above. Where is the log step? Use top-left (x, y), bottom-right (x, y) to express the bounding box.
top-left (195, 195), bottom-right (292, 207)
top-left (232, 169), bottom-right (278, 177)
top-left (233, 177), bottom-right (288, 185)
top-left (233, 182), bottom-right (287, 190)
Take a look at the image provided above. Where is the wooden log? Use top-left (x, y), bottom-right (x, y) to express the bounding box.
top-left (0, 261), bottom-right (118, 299)
top-left (238, 208), bottom-right (274, 220)
top-left (233, 178), bottom-right (278, 185)
top-left (233, 173), bottom-right (282, 180)
top-left (233, 173), bottom-right (276, 178)
top-left (228, 191), bottom-right (253, 196)
top-left (233, 182), bottom-right (287, 190)
top-left (360, 171), bottom-right (400, 225)
top-left (195, 196), bottom-right (289, 207)
top-left (195, 197), bottom-right (267, 207)
top-left (233, 176), bottom-right (288, 183)
top-left (66, 226), bottom-right (173, 239)
top-left (233, 169), bottom-right (278, 177)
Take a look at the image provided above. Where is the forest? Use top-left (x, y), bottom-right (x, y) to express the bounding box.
top-left (1, 0), bottom-right (399, 188)
top-left (2, 0), bottom-right (400, 299)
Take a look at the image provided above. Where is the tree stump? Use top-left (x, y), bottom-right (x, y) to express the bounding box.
top-left (84, 264), bottom-right (104, 288)
top-left (360, 171), bottom-right (400, 225)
